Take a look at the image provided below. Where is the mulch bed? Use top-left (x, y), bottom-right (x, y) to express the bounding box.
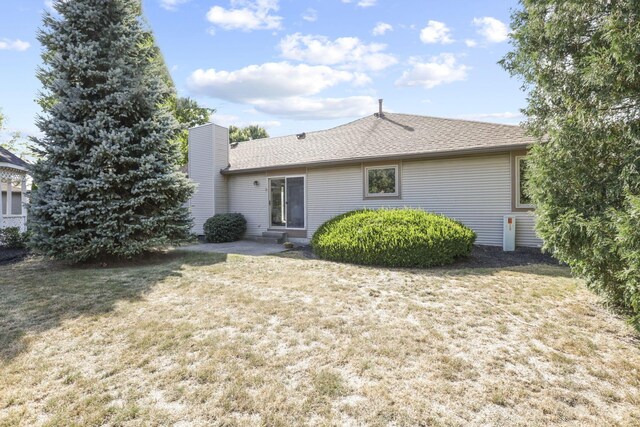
top-left (449, 245), bottom-right (560, 269)
top-left (0, 247), bottom-right (30, 266)
top-left (288, 244), bottom-right (560, 269)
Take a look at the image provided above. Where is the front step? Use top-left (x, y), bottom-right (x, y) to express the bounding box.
top-left (257, 231), bottom-right (287, 244)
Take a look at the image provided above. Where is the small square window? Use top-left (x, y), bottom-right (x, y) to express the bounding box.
top-left (516, 156), bottom-right (534, 209)
top-left (365, 165), bottom-right (398, 197)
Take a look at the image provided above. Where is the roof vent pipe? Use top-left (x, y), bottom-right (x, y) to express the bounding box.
top-left (378, 99), bottom-right (384, 118)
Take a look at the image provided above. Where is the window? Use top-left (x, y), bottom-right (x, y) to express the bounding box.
top-left (516, 156), bottom-right (534, 208)
top-left (365, 165), bottom-right (399, 197)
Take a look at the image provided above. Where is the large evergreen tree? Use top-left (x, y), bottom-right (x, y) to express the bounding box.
top-left (501, 0), bottom-right (640, 326)
top-left (30, 0), bottom-right (194, 261)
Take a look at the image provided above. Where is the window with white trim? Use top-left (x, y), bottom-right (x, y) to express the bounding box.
top-left (516, 156), bottom-right (534, 208)
top-left (365, 165), bottom-right (398, 197)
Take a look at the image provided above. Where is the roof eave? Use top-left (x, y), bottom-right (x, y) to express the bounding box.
top-left (0, 162), bottom-right (29, 172)
top-left (221, 142), bottom-right (534, 175)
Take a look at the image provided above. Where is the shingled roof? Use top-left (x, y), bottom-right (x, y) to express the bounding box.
top-left (0, 146), bottom-right (29, 169)
top-left (226, 113), bottom-right (536, 173)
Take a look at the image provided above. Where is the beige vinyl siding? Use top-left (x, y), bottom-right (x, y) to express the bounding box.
top-left (513, 212), bottom-right (542, 247)
top-left (188, 124), bottom-right (215, 235)
top-left (214, 124), bottom-right (229, 215)
top-left (188, 123), bottom-right (231, 234)
top-left (228, 173), bottom-right (268, 237)
top-left (307, 154), bottom-right (541, 247)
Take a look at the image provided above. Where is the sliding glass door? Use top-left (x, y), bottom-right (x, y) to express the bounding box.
top-left (269, 176), bottom-right (305, 229)
top-left (286, 177), bottom-right (305, 228)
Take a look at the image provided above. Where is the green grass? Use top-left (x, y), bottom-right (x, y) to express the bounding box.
top-left (1, 251), bottom-right (639, 426)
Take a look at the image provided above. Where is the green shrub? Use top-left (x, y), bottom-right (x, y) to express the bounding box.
top-left (311, 209), bottom-right (476, 268)
top-left (203, 213), bottom-right (247, 243)
top-left (0, 227), bottom-right (29, 249)
top-left (616, 195), bottom-right (640, 328)
top-left (501, 0), bottom-right (640, 330)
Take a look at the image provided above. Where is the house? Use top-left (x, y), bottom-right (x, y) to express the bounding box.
top-left (0, 147), bottom-right (29, 232)
top-left (187, 105), bottom-right (541, 248)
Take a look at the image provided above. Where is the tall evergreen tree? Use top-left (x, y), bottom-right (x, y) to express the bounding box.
top-left (501, 0), bottom-right (640, 326)
top-left (30, 0), bottom-right (194, 261)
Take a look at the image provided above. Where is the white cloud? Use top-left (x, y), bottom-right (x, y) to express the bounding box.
top-left (206, 0), bottom-right (282, 31)
top-left (395, 54), bottom-right (469, 89)
top-left (160, 0), bottom-right (190, 11)
top-left (279, 33), bottom-right (397, 71)
top-left (187, 62), bottom-right (363, 102)
top-left (0, 39), bottom-right (30, 52)
top-left (213, 113), bottom-right (281, 129)
top-left (357, 0), bottom-right (377, 7)
top-left (252, 96), bottom-right (377, 119)
top-left (472, 17), bottom-right (509, 43)
top-left (419, 20), bottom-right (453, 44)
top-left (372, 22), bottom-right (392, 36)
top-left (302, 8), bottom-right (317, 22)
top-left (342, 0), bottom-right (377, 8)
top-left (464, 39), bottom-right (477, 48)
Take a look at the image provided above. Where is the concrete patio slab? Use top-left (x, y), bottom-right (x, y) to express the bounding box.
top-left (178, 240), bottom-right (287, 256)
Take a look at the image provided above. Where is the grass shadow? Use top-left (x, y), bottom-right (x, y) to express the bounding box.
top-left (0, 251), bottom-right (226, 361)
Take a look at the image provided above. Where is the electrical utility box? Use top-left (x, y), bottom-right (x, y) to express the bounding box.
top-left (503, 215), bottom-right (516, 251)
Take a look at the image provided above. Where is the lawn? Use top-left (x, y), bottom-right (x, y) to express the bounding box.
top-left (1, 251), bottom-right (639, 426)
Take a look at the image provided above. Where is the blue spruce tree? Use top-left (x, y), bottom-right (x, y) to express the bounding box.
top-left (30, 0), bottom-right (195, 261)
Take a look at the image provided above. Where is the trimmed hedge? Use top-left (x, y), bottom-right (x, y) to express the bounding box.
top-left (311, 209), bottom-right (476, 268)
top-left (203, 213), bottom-right (247, 243)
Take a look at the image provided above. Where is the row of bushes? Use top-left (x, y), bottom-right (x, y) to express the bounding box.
top-left (4, 209), bottom-right (473, 269)
top-left (201, 209), bottom-right (475, 269)
top-left (0, 213), bottom-right (249, 250)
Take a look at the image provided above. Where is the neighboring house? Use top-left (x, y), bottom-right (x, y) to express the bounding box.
top-left (0, 147), bottom-right (29, 232)
top-left (188, 107), bottom-right (541, 248)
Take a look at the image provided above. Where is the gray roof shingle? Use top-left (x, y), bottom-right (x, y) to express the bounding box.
top-left (0, 146), bottom-right (29, 169)
top-left (226, 113), bottom-right (535, 173)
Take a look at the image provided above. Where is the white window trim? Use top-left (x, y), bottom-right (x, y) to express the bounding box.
top-left (515, 155), bottom-right (534, 209)
top-left (364, 165), bottom-right (399, 198)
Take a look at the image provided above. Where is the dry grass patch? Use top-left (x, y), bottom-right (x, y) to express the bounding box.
top-left (1, 251), bottom-right (639, 426)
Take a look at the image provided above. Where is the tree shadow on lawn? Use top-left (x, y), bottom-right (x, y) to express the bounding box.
top-left (0, 251), bottom-right (226, 361)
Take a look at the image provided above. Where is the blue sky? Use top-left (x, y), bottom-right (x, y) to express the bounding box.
top-left (0, 0), bottom-right (526, 140)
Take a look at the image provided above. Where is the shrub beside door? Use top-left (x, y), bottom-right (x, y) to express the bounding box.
top-left (203, 213), bottom-right (248, 243)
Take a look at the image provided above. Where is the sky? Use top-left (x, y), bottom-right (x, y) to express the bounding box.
top-left (0, 0), bottom-right (527, 140)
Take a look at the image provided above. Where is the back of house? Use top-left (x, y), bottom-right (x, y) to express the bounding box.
top-left (187, 109), bottom-right (541, 248)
